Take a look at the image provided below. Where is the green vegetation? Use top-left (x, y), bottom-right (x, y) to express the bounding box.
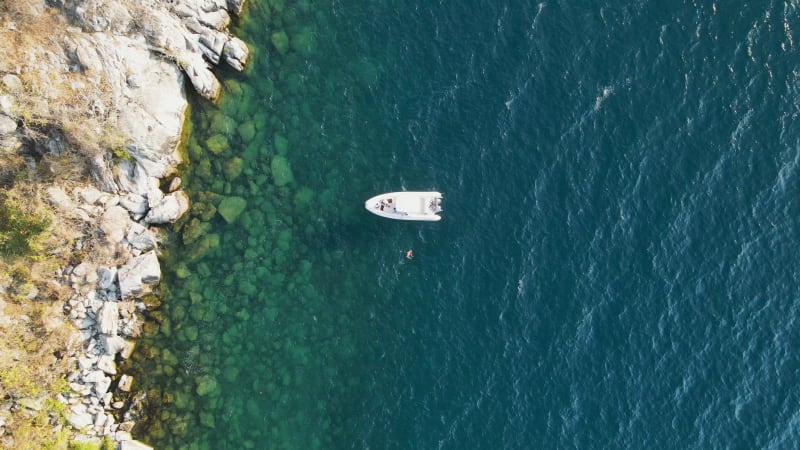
top-left (67, 436), bottom-right (115, 450)
top-left (0, 191), bottom-right (51, 258)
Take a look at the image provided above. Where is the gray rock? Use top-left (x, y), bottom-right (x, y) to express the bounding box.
top-left (118, 251), bottom-right (161, 299)
top-left (65, 32), bottom-right (187, 180)
top-left (97, 267), bottom-right (117, 290)
top-left (76, 186), bottom-right (105, 205)
top-left (96, 302), bottom-right (119, 336)
top-left (76, 316), bottom-right (96, 330)
top-left (119, 193), bottom-right (148, 216)
top-left (144, 190), bottom-right (190, 224)
top-left (0, 95), bottom-right (12, 116)
top-left (127, 223), bottom-right (158, 251)
top-left (115, 161), bottom-right (151, 197)
top-left (227, 0), bottom-right (246, 16)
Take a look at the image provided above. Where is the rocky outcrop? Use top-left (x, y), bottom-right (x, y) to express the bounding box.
top-left (2, 0), bottom-right (251, 447)
top-left (49, 180), bottom-right (186, 447)
top-left (60, 0), bottom-right (249, 101)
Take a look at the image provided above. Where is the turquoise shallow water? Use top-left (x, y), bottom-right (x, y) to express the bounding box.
top-left (129, 1), bottom-right (800, 448)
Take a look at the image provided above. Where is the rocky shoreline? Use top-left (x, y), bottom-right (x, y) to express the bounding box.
top-left (1, 0), bottom-right (251, 448)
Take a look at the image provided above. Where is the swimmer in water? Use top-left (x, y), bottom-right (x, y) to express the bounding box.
top-left (405, 249), bottom-right (413, 259)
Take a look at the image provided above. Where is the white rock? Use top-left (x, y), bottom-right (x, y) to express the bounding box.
top-left (77, 186), bottom-right (105, 205)
top-left (94, 376), bottom-right (112, 397)
top-left (222, 36), bottom-right (249, 71)
top-left (144, 190), bottom-right (190, 224)
top-left (118, 251), bottom-right (161, 299)
top-left (77, 356), bottom-right (94, 372)
top-left (100, 335), bottom-right (126, 356)
top-left (100, 205), bottom-right (132, 244)
top-left (94, 412), bottom-right (108, 429)
top-left (97, 354), bottom-right (116, 375)
top-left (0, 95), bottom-right (12, 116)
top-left (115, 431), bottom-right (133, 441)
top-left (0, 115), bottom-right (17, 135)
top-left (96, 302), bottom-right (119, 336)
top-left (183, 53), bottom-right (220, 100)
top-left (120, 439), bottom-right (154, 450)
top-left (118, 374), bottom-right (134, 392)
top-left (83, 370), bottom-right (106, 384)
top-left (198, 29), bottom-right (227, 64)
top-left (146, 177), bottom-right (164, 208)
top-left (68, 409), bottom-right (94, 430)
top-left (168, 177), bottom-right (182, 192)
top-left (1, 74), bottom-right (23, 92)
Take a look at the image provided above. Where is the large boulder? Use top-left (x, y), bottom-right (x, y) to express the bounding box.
top-left (96, 301), bottom-right (119, 336)
top-left (118, 251), bottom-right (161, 299)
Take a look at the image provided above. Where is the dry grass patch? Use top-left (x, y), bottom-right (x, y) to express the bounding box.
top-left (0, 182), bottom-right (82, 449)
top-left (0, 1), bottom-right (120, 161)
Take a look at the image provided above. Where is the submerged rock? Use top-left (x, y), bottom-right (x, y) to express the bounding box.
top-left (223, 157), bottom-right (244, 181)
top-left (195, 375), bottom-right (219, 396)
top-left (218, 196), bottom-right (247, 223)
top-left (271, 31), bottom-right (290, 55)
top-left (206, 134), bottom-right (230, 155)
top-left (270, 155), bottom-right (294, 186)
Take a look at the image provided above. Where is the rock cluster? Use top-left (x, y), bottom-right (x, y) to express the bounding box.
top-left (60, 0), bottom-right (250, 102)
top-left (49, 179), bottom-right (187, 448)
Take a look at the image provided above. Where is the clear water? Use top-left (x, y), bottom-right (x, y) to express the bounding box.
top-left (128, 1), bottom-right (800, 449)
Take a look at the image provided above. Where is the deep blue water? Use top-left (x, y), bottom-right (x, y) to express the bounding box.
top-left (131, 1), bottom-right (800, 448)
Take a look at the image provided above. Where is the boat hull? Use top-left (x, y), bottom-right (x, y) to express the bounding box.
top-left (365, 191), bottom-right (443, 221)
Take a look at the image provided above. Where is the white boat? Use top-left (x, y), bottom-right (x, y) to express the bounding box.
top-left (365, 191), bottom-right (443, 221)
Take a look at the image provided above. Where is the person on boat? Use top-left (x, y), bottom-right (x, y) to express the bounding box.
top-left (405, 249), bottom-right (413, 259)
